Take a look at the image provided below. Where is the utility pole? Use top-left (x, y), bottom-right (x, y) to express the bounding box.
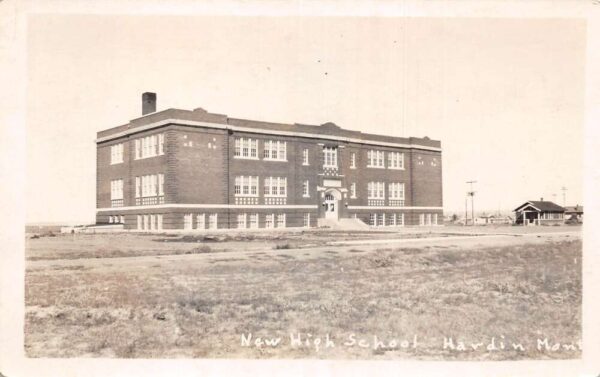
top-left (561, 186), bottom-right (567, 207)
top-left (464, 196), bottom-right (468, 226)
top-left (467, 180), bottom-right (477, 226)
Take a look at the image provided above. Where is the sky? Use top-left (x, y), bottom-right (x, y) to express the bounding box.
top-left (25, 15), bottom-right (586, 223)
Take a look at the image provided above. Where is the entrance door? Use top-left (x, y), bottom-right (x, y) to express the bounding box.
top-left (324, 193), bottom-right (338, 220)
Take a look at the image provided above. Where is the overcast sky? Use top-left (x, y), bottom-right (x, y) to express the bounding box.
top-left (26, 15), bottom-right (585, 223)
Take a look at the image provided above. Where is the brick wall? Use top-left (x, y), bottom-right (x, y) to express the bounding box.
top-left (96, 122), bottom-right (443, 229)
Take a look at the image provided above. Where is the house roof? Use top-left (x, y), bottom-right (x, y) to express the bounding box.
top-left (514, 200), bottom-right (565, 212)
top-left (96, 107), bottom-right (441, 151)
top-left (564, 205), bottom-right (583, 213)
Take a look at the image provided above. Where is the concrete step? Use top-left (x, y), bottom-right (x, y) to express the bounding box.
top-left (317, 217), bottom-right (370, 230)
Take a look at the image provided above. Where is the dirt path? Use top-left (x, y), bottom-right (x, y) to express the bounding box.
top-left (27, 230), bottom-right (580, 271)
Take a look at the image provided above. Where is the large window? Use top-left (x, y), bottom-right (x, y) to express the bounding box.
top-left (234, 176), bottom-right (259, 197)
top-left (350, 152), bottom-right (356, 169)
top-left (208, 213), bottom-right (218, 229)
top-left (388, 152), bottom-right (405, 169)
top-left (234, 138), bottom-right (258, 159)
top-left (265, 214), bottom-right (275, 229)
top-left (237, 213), bottom-right (247, 229)
top-left (389, 183), bottom-right (405, 200)
top-left (135, 173), bottom-right (164, 205)
top-left (184, 213), bottom-right (193, 230)
top-left (110, 179), bottom-right (124, 207)
top-left (249, 213), bottom-right (259, 229)
top-left (196, 214), bottom-right (206, 229)
top-left (137, 214), bottom-right (162, 231)
top-left (264, 177), bottom-right (287, 197)
top-left (303, 213), bottom-right (311, 228)
top-left (110, 179), bottom-right (123, 200)
top-left (323, 146), bottom-right (338, 168)
top-left (263, 140), bottom-right (287, 161)
top-left (276, 214), bottom-right (286, 228)
top-left (367, 150), bottom-right (385, 168)
top-left (302, 149), bottom-right (309, 165)
top-left (367, 182), bottom-right (385, 199)
top-left (135, 133), bottom-right (164, 160)
top-left (110, 143), bottom-right (124, 164)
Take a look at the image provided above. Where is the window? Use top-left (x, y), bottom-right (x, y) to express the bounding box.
top-left (234, 176), bottom-right (259, 197)
top-left (108, 216), bottom-right (113, 224)
top-left (419, 213), bottom-right (425, 226)
top-left (350, 152), bottom-right (356, 169)
top-left (323, 147), bottom-right (338, 168)
top-left (196, 214), bottom-right (205, 229)
top-left (303, 213), bottom-right (311, 228)
top-left (135, 174), bottom-right (164, 204)
top-left (302, 149), bottom-right (309, 165)
top-left (143, 215), bottom-right (149, 230)
top-left (389, 183), bottom-right (405, 200)
top-left (157, 214), bottom-right (163, 230)
top-left (378, 213), bottom-right (385, 227)
top-left (234, 138), bottom-right (258, 159)
top-left (367, 182), bottom-right (385, 199)
top-left (263, 140), bottom-right (287, 161)
top-left (110, 179), bottom-right (123, 200)
top-left (184, 213), bottom-right (193, 230)
top-left (135, 133), bottom-right (164, 160)
top-left (388, 152), bottom-right (405, 170)
top-left (120, 215), bottom-right (124, 224)
top-left (110, 143), bottom-right (124, 164)
top-left (158, 174), bottom-right (164, 196)
top-left (302, 180), bottom-right (310, 197)
top-left (367, 150), bottom-right (385, 168)
top-left (208, 213), bottom-right (218, 229)
top-left (249, 214), bottom-right (259, 229)
top-left (264, 177), bottom-right (287, 197)
top-left (237, 213), bottom-right (247, 229)
top-left (276, 214), bottom-right (286, 228)
top-left (137, 215), bottom-right (142, 230)
top-left (369, 213), bottom-right (376, 226)
top-left (433, 213), bottom-right (438, 225)
top-left (150, 214), bottom-right (156, 231)
top-left (388, 214), bottom-right (396, 226)
top-left (426, 214), bottom-right (432, 226)
top-left (350, 183), bottom-right (357, 198)
top-left (265, 214), bottom-right (275, 229)
top-left (398, 213), bottom-right (405, 226)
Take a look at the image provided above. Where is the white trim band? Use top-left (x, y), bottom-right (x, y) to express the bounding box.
top-left (347, 206), bottom-right (444, 210)
top-left (96, 118), bottom-right (442, 152)
top-left (97, 204), bottom-right (319, 212)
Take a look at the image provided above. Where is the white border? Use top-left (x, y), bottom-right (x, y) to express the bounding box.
top-left (2, 2), bottom-right (598, 377)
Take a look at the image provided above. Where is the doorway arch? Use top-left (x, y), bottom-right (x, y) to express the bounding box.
top-left (323, 189), bottom-right (342, 220)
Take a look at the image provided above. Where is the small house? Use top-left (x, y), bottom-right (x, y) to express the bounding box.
top-left (564, 205), bottom-right (583, 223)
top-left (514, 200), bottom-right (565, 226)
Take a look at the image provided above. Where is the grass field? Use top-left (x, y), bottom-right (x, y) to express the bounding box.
top-left (24, 229), bottom-right (582, 360)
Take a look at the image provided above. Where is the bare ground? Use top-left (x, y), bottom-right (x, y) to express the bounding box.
top-left (24, 227), bottom-right (582, 360)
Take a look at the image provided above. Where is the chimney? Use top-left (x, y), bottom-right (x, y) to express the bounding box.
top-left (142, 92), bottom-right (156, 115)
top-left (540, 197), bottom-right (544, 201)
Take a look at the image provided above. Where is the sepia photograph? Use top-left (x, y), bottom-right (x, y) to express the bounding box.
top-left (2, 1), bottom-right (600, 376)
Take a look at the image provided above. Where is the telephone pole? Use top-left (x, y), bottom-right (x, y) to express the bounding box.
top-left (467, 180), bottom-right (477, 226)
top-left (561, 186), bottom-right (567, 207)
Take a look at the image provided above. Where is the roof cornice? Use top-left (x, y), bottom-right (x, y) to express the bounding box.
top-left (96, 118), bottom-right (442, 152)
